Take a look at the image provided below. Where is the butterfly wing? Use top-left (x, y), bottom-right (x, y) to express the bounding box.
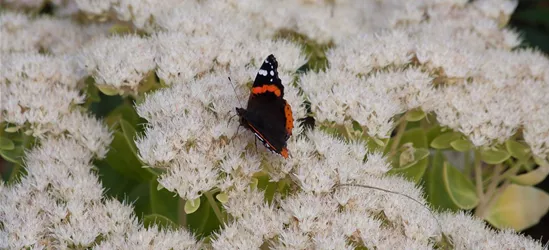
top-left (238, 54), bottom-right (293, 157)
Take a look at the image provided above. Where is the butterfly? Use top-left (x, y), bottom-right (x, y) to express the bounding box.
top-left (236, 54), bottom-right (293, 158)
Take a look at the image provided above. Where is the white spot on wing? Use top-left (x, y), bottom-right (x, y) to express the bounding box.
top-left (254, 133), bottom-right (264, 142)
top-left (258, 69), bottom-right (267, 76)
top-left (270, 70), bottom-right (274, 76)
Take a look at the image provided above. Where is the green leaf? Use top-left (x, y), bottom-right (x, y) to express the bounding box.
top-left (138, 71), bottom-right (160, 94)
top-left (442, 162), bottom-right (479, 209)
top-left (431, 233), bottom-right (455, 250)
top-left (0, 136), bottom-right (15, 150)
top-left (95, 160), bottom-right (139, 200)
top-left (0, 146), bottom-right (24, 164)
top-left (1, 134), bottom-right (34, 181)
top-left (143, 214), bottom-right (178, 230)
top-left (430, 132), bottom-right (461, 149)
top-left (400, 127), bottom-right (428, 148)
top-left (413, 148), bottom-right (430, 161)
top-left (372, 137), bottom-right (387, 147)
top-left (4, 126), bottom-right (19, 133)
top-left (352, 120), bottom-right (363, 133)
top-left (509, 164), bottom-right (549, 186)
top-left (450, 139), bottom-right (472, 152)
top-left (509, 157), bottom-right (549, 186)
top-left (85, 77), bottom-right (101, 102)
top-left (485, 184), bottom-right (549, 231)
top-left (406, 109), bottom-right (426, 122)
top-left (396, 147), bottom-right (429, 169)
top-left (480, 147), bottom-right (511, 165)
top-left (119, 119), bottom-right (139, 155)
top-left (105, 104), bottom-right (140, 128)
top-left (505, 140), bottom-right (531, 161)
top-left (150, 178), bottom-right (179, 223)
top-left (96, 84), bottom-right (120, 96)
top-left (389, 155), bottom-right (428, 183)
top-left (365, 137), bottom-right (388, 152)
top-left (387, 128), bottom-right (429, 183)
top-left (426, 125), bottom-right (443, 145)
top-left (104, 131), bottom-right (153, 181)
top-left (128, 182), bottom-right (152, 219)
top-left (109, 24), bottom-right (133, 34)
top-left (423, 151), bottom-right (459, 211)
top-left (186, 195), bottom-right (221, 237)
top-left (184, 197), bottom-right (201, 214)
top-left (216, 192), bottom-right (229, 203)
top-left (250, 177), bottom-right (259, 189)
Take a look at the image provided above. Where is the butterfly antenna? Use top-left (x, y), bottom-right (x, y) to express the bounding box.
top-left (336, 183), bottom-right (443, 237)
top-left (228, 77), bottom-right (243, 108)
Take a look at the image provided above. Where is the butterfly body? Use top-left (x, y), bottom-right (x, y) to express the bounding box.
top-left (236, 54), bottom-right (293, 158)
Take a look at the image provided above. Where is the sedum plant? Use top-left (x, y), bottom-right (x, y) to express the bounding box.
top-left (1, 0), bottom-right (548, 249)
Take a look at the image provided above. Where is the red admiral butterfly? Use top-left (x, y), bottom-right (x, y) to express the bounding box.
top-left (236, 54), bottom-right (294, 158)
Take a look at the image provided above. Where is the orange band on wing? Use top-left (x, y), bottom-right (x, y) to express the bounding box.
top-left (280, 148), bottom-right (289, 158)
top-left (284, 102), bottom-right (294, 136)
top-left (252, 85), bottom-right (281, 97)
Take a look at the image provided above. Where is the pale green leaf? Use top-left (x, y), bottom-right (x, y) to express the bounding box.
top-left (406, 109), bottom-right (426, 122)
top-left (450, 139), bottom-right (472, 152)
top-left (505, 140), bottom-right (531, 161)
top-left (0, 136), bottom-right (15, 150)
top-left (480, 147), bottom-right (511, 164)
top-left (184, 197), bottom-right (201, 214)
top-left (485, 184), bottom-right (549, 231)
top-left (509, 157), bottom-right (549, 186)
top-left (216, 192), bottom-right (229, 204)
top-left (430, 132), bottom-right (461, 149)
top-left (443, 162), bottom-right (479, 209)
top-left (96, 84), bottom-right (120, 96)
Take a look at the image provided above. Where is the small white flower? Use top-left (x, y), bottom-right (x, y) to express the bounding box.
top-left (95, 224), bottom-right (202, 250)
top-left (154, 32), bottom-right (219, 85)
top-left (0, 12), bottom-right (40, 53)
top-left (79, 35), bottom-right (156, 93)
top-left (211, 222), bottom-right (264, 250)
top-left (74, 0), bottom-right (113, 15)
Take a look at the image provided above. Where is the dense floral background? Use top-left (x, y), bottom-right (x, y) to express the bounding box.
top-left (1, 0), bottom-right (549, 249)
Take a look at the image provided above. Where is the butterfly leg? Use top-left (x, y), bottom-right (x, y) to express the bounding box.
top-left (227, 112), bottom-right (237, 125)
top-left (231, 124), bottom-right (242, 140)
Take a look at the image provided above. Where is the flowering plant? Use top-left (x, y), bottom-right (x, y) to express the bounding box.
top-left (1, 0), bottom-right (548, 249)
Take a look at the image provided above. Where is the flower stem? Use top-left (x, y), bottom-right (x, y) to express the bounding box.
top-left (488, 164), bottom-right (504, 192)
top-left (474, 150), bottom-right (484, 201)
top-left (179, 198), bottom-right (187, 226)
top-left (464, 150), bottom-right (472, 177)
top-left (204, 191), bottom-right (224, 224)
top-left (475, 159), bottom-right (523, 218)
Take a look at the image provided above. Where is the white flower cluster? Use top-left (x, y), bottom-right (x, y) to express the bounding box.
top-left (135, 65), bottom-right (307, 200)
top-left (0, 52), bottom-right (113, 157)
top-left (0, 12), bottom-right (108, 54)
top-left (301, 67), bottom-right (434, 138)
top-left (298, 0), bottom-right (549, 157)
top-left (1, 11), bottom-right (200, 245)
top-left (1, 0), bottom-right (548, 248)
top-left (0, 137), bottom-right (202, 249)
top-left (79, 35), bottom-right (156, 94)
top-left (211, 137), bottom-right (541, 249)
